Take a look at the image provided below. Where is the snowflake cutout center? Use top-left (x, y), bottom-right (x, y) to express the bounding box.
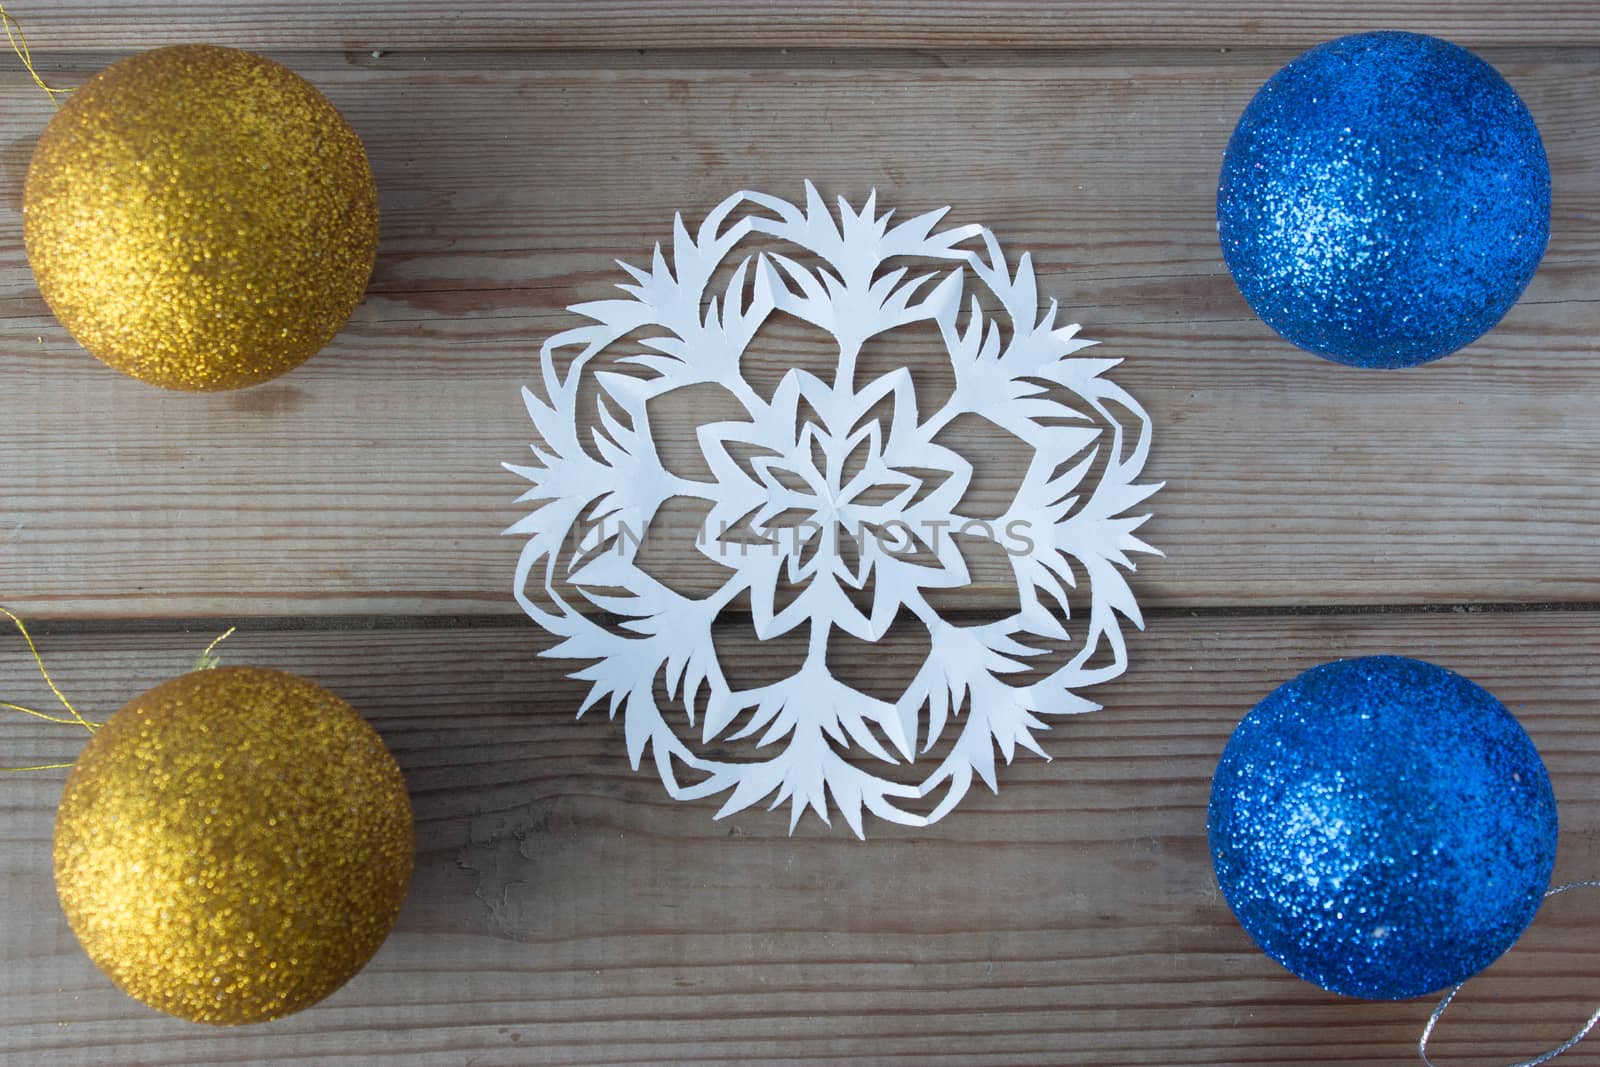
top-left (699, 367), bottom-right (975, 641)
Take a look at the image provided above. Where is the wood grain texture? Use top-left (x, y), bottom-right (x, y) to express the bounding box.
top-left (1, 613), bottom-right (1598, 1066)
top-left (3, 1), bottom-right (1599, 51)
top-left (3, 9), bottom-right (1600, 1065)
top-left (1, 49), bottom-right (1597, 617)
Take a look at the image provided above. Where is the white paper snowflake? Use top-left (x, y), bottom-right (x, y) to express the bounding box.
top-left (508, 183), bottom-right (1160, 835)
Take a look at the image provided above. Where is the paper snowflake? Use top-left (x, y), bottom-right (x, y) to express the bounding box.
top-left (508, 183), bottom-right (1160, 835)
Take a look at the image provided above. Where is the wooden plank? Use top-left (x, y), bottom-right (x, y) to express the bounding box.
top-left (2, 1), bottom-right (1599, 51)
top-left (0, 611), bottom-right (1596, 1064)
top-left (4, 52), bottom-right (1598, 618)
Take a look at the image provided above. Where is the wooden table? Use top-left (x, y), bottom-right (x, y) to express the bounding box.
top-left (3, 3), bottom-right (1598, 1064)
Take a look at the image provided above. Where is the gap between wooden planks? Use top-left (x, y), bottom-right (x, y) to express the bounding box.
top-left (7, 1), bottom-right (1600, 51)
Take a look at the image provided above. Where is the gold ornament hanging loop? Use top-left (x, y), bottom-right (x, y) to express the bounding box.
top-left (2, 608), bottom-right (238, 771)
top-left (193, 626), bottom-right (236, 671)
top-left (1, 607), bottom-right (98, 770)
top-left (0, 2), bottom-right (74, 105)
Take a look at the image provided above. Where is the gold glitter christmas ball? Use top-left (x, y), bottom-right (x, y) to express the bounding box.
top-left (53, 667), bottom-right (413, 1025)
top-left (22, 45), bottom-right (379, 391)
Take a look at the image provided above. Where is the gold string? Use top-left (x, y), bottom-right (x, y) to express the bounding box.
top-left (1, 607), bottom-right (98, 772)
top-left (0, 1), bottom-right (73, 106)
top-left (0, 607), bottom-right (97, 735)
top-left (1, 699), bottom-right (91, 725)
top-left (194, 627), bottom-right (236, 672)
top-left (2, 610), bottom-right (241, 772)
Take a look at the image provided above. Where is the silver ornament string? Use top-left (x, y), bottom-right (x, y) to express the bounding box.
top-left (1419, 881), bottom-right (1600, 1067)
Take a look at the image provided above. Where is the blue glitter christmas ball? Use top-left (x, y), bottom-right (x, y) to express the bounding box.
top-left (1217, 32), bottom-right (1550, 368)
top-left (1208, 656), bottom-right (1557, 1000)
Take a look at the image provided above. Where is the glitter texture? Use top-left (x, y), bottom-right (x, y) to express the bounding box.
top-left (53, 667), bottom-right (413, 1025)
top-left (23, 45), bottom-right (378, 391)
top-left (1217, 32), bottom-right (1550, 368)
top-left (1208, 656), bottom-right (1557, 1000)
